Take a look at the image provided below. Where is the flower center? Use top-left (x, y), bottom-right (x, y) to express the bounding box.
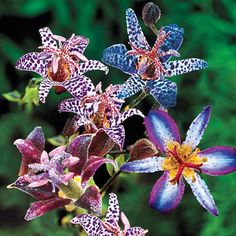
top-left (162, 142), bottom-right (207, 184)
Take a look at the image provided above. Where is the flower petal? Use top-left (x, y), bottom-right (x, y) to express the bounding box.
top-left (146, 79), bottom-right (177, 108)
top-left (75, 186), bottom-right (102, 214)
top-left (144, 108), bottom-right (180, 153)
top-left (78, 60), bottom-right (109, 75)
top-left (103, 125), bottom-right (125, 150)
top-left (105, 193), bottom-right (120, 226)
top-left (7, 176), bottom-right (56, 200)
top-left (199, 146), bottom-right (236, 176)
top-left (120, 157), bottom-right (164, 173)
top-left (38, 79), bottom-right (53, 103)
top-left (39, 27), bottom-right (57, 48)
top-left (102, 44), bottom-right (139, 75)
top-left (58, 98), bottom-right (86, 116)
top-left (149, 172), bottom-right (185, 213)
top-left (185, 173), bottom-right (218, 216)
top-left (89, 130), bottom-right (115, 157)
top-left (70, 214), bottom-right (106, 236)
top-left (27, 126), bottom-right (45, 153)
top-left (183, 106), bottom-right (211, 149)
top-left (25, 197), bottom-right (71, 221)
top-left (165, 58), bottom-right (208, 77)
top-left (126, 8), bottom-right (150, 50)
top-left (126, 227), bottom-right (148, 236)
top-left (81, 156), bottom-right (116, 187)
top-left (117, 75), bottom-right (146, 100)
top-left (62, 74), bottom-right (95, 99)
top-left (159, 24), bottom-right (184, 62)
top-left (15, 52), bottom-right (50, 78)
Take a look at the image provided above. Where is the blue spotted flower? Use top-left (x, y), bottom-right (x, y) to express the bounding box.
top-left (102, 8), bottom-right (208, 108)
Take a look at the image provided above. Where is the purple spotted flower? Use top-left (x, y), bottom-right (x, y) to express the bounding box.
top-left (9, 127), bottom-right (116, 220)
top-left (121, 106), bottom-right (236, 215)
top-left (70, 193), bottom-right (148, 236)
top-left (58, 82), bottom-right (144, 149)
top-left (102, 8), bottom-right (208, 108)
top-left (16, 27), bottom-right (108, 103)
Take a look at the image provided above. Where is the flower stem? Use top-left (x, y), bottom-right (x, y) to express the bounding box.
top-left (150, 25), bottom-right (159, 35)
top-left (123, 91), bottom-right (147, 111)
top-left (100, 170), bottom-right (122, 195)
top-left (108, 150), bottom-right (127, 155)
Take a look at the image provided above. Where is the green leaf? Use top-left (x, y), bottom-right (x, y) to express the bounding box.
top-left (2, 90), bottom-right (21, 102)
top-left (48, 135), bottom-right (66, 147)
top-left (115, 154), bottom-right (125, 171)
top-left (105, 154), bottom-right (115, 176)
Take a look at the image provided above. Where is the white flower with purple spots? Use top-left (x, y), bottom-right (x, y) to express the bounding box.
top-left (102, 8), bottom-right (208, 108)
top-left (58, 83), bottom-right (144, 149)
top-left (70, 193), bottom-right (148, 236)
top-left (121, 106), bottom-right (236, 215)
top-left (16, 27), bottom-right (108, 103)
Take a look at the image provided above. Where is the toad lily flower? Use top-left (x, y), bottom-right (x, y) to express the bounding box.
top-left (102, 8), bottom-right (208, 108)
top-left (16, 27), bottom-right (108, 103)
top-left (121, 106), bottom-right (236, 215)
top-left (9, 127), bottom-right (116, 220)
top-left (58, 83), bottom-right (144, 149)
top-left (70, 193), bottom-right (148, 236)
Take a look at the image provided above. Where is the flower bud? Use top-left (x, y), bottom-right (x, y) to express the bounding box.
top-left (142, 2), bottom-right (161, 26)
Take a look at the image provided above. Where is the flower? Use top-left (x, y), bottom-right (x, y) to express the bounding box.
top-left (102, 8), bottom-right (208, 108)
top-left (70, 193), bottom-right (148, 236)
top-left (9, 127), bottom-right (116, 220)
top-left (121, 106), bottom-right (236, 215)
top-left (16, 27), bottom-right (108, 103)
top-left (58, 82), bottom-right (144, 149)
top-left (142, 2), bottom-right (161, 26)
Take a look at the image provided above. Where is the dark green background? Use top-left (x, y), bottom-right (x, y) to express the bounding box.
top-left (0, 0), bottom-right (236, 235)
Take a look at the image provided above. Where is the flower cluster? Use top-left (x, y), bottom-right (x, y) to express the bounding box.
top-left (8, 2), bottom-right (236, 236)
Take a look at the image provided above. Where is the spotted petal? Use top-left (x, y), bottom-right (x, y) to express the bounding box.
top-left (25, 197), bottom-right (71, 221)
top-left (58, 98), bottom-right (86, 116)
top-left (121, 157), bottom-right (164, 173)
top-left (78, 60), bottom-right (109, 75)
top-left (70, 214), bottom-right (107, 236)
top-left (63, 35), bottom-right (89, 54)
top-left (39, 79), bottom-right (54, 103)
top-left (144, 109), bottom-right (180, 153)
top-left (146, 79), bottom-right (177, 108)
top-left (105, 193), bottom-right (120, 226)
top-left (159, 24), bottom-right (184, 62)
top-left (39, 27), bottom-right (57, 48)
top-left (103, 125), bottom-right (125, 150)
top-left (183, 106), bottom-right (211, 150)
top-left (185, 173), bottom-right (218, 216)
top-left (149, 172), bottom-right (185, 213)
top-left (165, 58), bottom-right (208, 77)
top-left (117, 75), bottom-right (146, 100)
top-left (199, 146), bottom-right (236, 176)
top-left (15, 52), bottom-right (50, 78)
top-left (126, 8), bottom-right (150, 50)
top-left (102, 44), bottom-right (138, 75)
top-left (61, 74), bottom-right (95, 99)
top-left (126, 227), bottom-right (148, 236)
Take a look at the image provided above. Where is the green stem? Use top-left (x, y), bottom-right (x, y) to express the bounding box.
top-left (100, 170), bottom-right (122, 195)
top-left (150, 25), bottom-right (159, 35)
top-left (108, 150), bottom-right (127, 155)
top-left (123, 91), bottom-right (147, 111)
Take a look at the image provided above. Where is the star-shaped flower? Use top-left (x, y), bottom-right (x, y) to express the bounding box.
top-left (70, 193), bottom-right (148, 236)
top-left (121, 106), bottom-right (236, 215)
top-left (9, 127), bottom-right (116, 220)
top-left (16, 27), bottom-right (108, 103)
top-left (58, 82), bottom-right (144, 149)
top-left (102, 8), bottom-right (208, 108)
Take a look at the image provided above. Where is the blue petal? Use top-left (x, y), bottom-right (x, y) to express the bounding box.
top-left (186, 173), bottom-right (218, 216)
top-left (146, 79), bottom-right (177, 108)
top-left (120, 157), bottom-right (164, 173)
top-left (149, 172), bottom-right (185, 213)
top-left (160, 24), bottom-right (184, 62)
top-left (102, 44), bottom-right (138, 75)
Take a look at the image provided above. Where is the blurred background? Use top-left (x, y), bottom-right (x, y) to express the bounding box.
top-left (0, 0), bottom-right (236, 235)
